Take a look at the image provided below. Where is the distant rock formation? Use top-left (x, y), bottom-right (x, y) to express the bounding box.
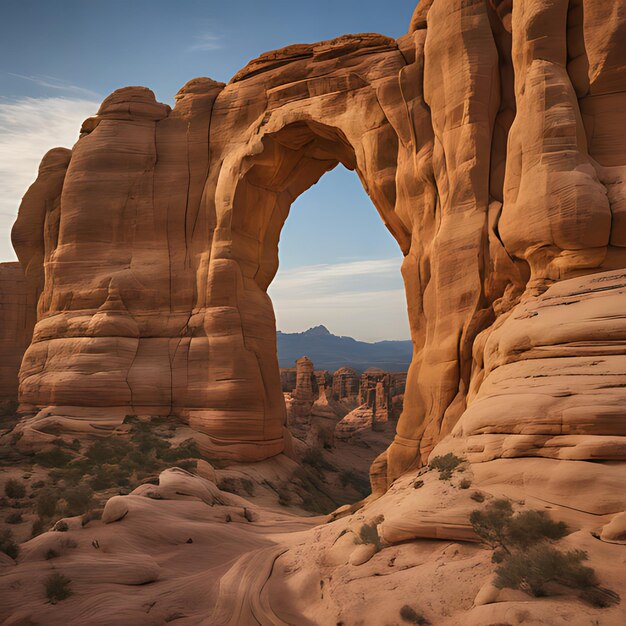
top-left (2, 0), bottom-right (625, 496)
top-left (282, 357), bottom-right (405, 446)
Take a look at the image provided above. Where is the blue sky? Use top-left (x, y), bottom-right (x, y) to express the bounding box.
top-left (0, 0), bottom-right (415, 340)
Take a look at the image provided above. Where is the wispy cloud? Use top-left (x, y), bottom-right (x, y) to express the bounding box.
top-left (187, 32), bottom-right (223, 52)
top-left (268, 258), bottom-right (410, 342)
top-left (8, 73), bottom-right (100, 99)
top-left (0, 96), bottom-right (100, 260)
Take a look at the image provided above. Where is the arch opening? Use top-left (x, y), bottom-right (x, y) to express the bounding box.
top-left (223, 120), bottom-right (410, 504)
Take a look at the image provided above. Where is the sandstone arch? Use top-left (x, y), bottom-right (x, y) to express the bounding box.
top-left (200, 115), bottom-right (407, 460)
top-left (9, 0), bottom-right (626, 494)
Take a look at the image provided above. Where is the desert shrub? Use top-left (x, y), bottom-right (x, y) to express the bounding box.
top-left (470, 491), bottom-right (485, 502)
top-left (89, 466), bottom-right (130, 490)
top-left (240, 478), bottom-right (254, 495)
top-left (470, 499), bottom-right (514, 551)
top-left (218, 477), bottom-right (255, 496)
top-left (506, 509), bottom-right (568, 548)
top-left (53, 521), bottom-right (69, 532)
top-left (399, 605), bottom-right (431, 625)
top-left (5, 512), bottom-right (23, 524)
top-left (36, 448), bottom-right (72, 468)
top-left (85, 438), bottom-right (132, 465)
top-left (36, 488), bottom-right (59, 518)
top-left (459, 478), bottom-right (472, 489)
top-left (32, 480), bottom-right (45, 489)
top-left (218, 477), bottom-right (239, 494)
top-left (44, 572), bottom-right (72, 603)
top-left (4, 478), bottom-right (26, 499)
top-left (429, 453), bottom-right (463, 480)
top-left (471, 500), bottom-right (617, 607)
top-left (62, 485), bottom-right (93, 516)
top-left (0, 529), bottom-right (19, 559)
top-left (45, 549), bottom-right (59, 560)
top-left (302, 447), bottom-right (334, 472)
top-left (470, 500), bottom-right (567, 553)
top-left (495, 545), bottom-right (596, 597)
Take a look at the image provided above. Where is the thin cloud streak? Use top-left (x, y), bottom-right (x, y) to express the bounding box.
top-left (187, 33), bottom-right (223, 52)
top-left (8, 73), bottom-right (101, 99)
top-left (0, 96), bottom-right (99, 260)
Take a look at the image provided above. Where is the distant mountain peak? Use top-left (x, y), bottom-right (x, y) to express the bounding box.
top-left (303, 325), bottom-right (331, 336)
top-left (276, 326), bottom-right (412, 372)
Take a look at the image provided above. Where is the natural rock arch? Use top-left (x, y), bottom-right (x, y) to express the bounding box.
top-left (200, 107), bottom-right (409, 459)
top-left (10, 0), bottom-right (626, 495)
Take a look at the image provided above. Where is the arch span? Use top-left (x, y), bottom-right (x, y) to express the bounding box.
top-left (12, 1), bottom-right (626, 493)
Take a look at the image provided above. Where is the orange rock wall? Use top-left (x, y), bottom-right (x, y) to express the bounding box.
top-left (9, 0), bottom-right (626, 487)
top-left (0, 262), bottom-right (35, 406)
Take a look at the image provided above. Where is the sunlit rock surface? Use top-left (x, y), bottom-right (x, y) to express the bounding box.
top-left (4, 0), bottom-right (626, 485)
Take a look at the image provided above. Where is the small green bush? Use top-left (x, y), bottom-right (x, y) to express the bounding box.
top-left (36, 448), bottom-right (72, 468)
top-left (240, 478), bottom-right (254, 496)
top-left (0, 529), bottom-right (19, 559)
top-left (4, 478), bottom-right (26, 499)
top-left (85, 437), bottom-right (133, 465)
top-left (62, 485), bottom-right (93, 516)
top-left (471, 500), bottom-right (617, 607)
top-left (5, 512), bottom-right (23, 524)
top-left (44, 572), bottom-right (72, 603)
top-left (495, 545), bottom-right (596, 597)
top-left (89, 466), bottom-right (130, 490)
top-left (459, 478), bottom-right (472, 489)
top-left (469, 499), bottom-right (567, 552)
top-left (218, 477), bottom-right (239, 494)
top-left (429, 453), bottom-right (463, 480)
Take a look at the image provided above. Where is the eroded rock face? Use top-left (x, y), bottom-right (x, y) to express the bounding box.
top-left (7, 0), bottom-right (626, 487)
top-left (0, 263), bottom-right (35, 411)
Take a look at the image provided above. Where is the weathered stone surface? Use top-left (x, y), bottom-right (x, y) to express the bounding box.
top-left (4, 0), bottom-right (626, 494)
top-left (0, 263), bottom-right (35, 410)
top-left (331, 367), bottom-right (360, 401)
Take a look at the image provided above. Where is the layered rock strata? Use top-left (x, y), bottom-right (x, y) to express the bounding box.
top-left (0, 263), bottom-right (35, 411)
top-left (5, 0), bottom-right (626, 491)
